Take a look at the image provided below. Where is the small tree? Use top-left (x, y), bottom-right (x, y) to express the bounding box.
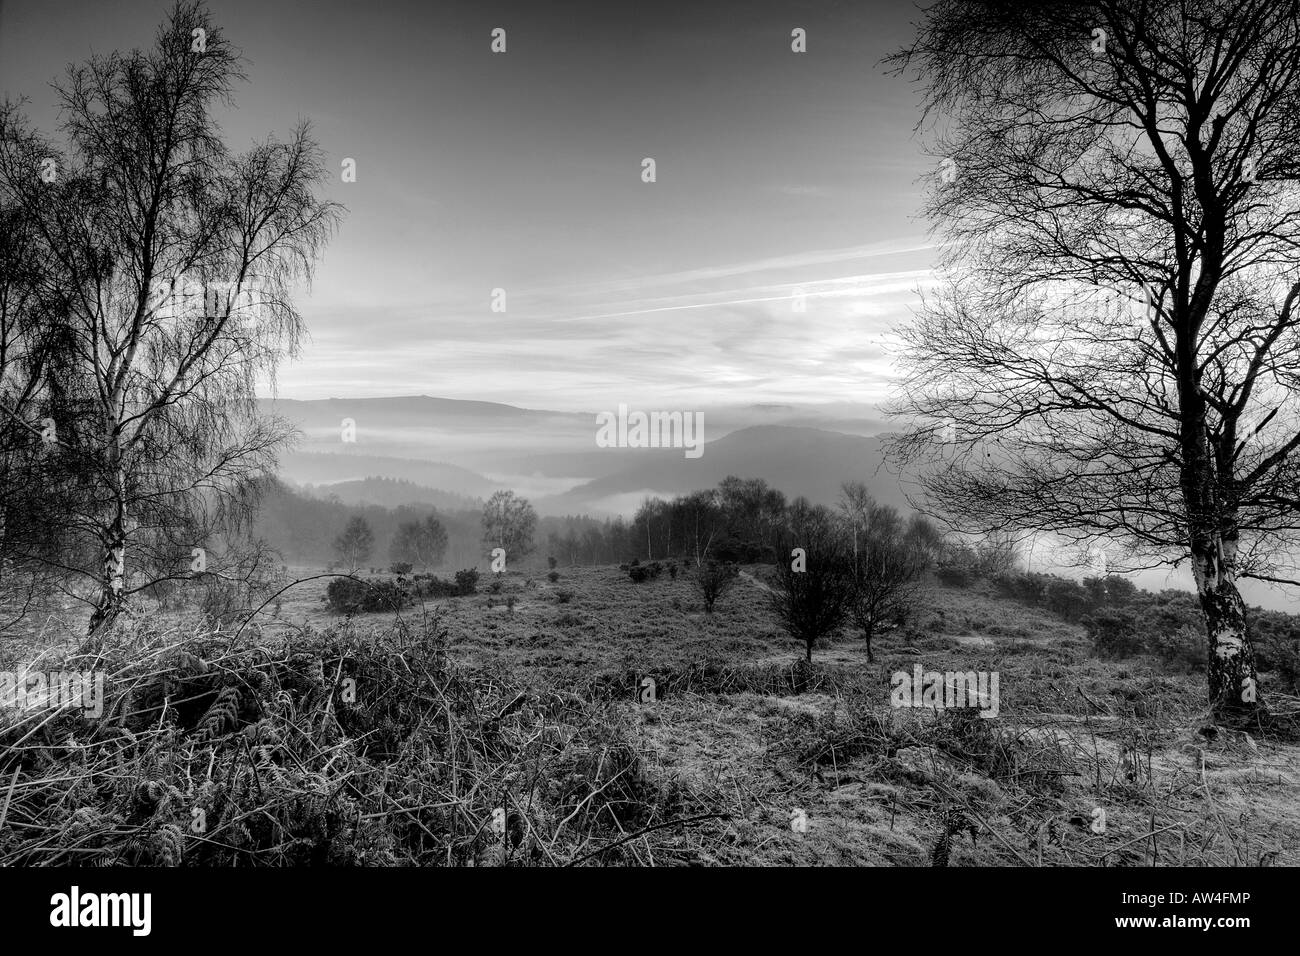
top-left (771, 502), bottom-right (855, 662)
top-left (333, 516), bottom-right (373, 571)
top-left (481, 490), bottom-right (537, 561)
top-left (695, 560), bottom-right (738, 613)
top-left (843, 498), bottom-right (931, 662)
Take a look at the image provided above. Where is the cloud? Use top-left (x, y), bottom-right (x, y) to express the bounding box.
top-left (275, 242), bottom-right (937, 410)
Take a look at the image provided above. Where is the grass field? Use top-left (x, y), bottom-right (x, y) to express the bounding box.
top-left (2, 563), bottom-right (1296, 866)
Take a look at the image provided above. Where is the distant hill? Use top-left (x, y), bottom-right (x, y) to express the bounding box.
top-left (538, 425), bottom-right (913, 515)
top-left (260, 394), bottom-right (569, 428)
top-left (261, 396), bottom-right (907, 517)
top-left (295, 476), bottom-right (481, 511)
top-left (276, 450), bottom-right (500, 498)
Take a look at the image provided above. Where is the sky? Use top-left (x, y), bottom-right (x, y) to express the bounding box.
top-left (0, 0), bottom-right (936, 411)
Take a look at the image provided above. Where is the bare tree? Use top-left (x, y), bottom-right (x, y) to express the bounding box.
top-left (0, 2), bottom-right (341, 637)
top-left (481, 490), bottom-right (538, 561)
top-left (886, 0), bottom-right (1300, 721)
top-left (333, 516), bottom-right (374, 573)
top-left (838, 487), bottom-right (930, 662)
top-left (838, 480), bottom-right (874, 568)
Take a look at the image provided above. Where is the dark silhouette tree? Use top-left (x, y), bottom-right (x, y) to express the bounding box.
top-left (770, 500), bottom-right (854, 662)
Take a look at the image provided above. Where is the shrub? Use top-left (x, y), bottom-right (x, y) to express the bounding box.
top-left (1259, 636), bottom-right (1300, 694)
top-left (455, 568), bottom-right (480, 595)
top-left (362, 580), bottom-right (408, 612)
top-left (412, 575), bottom-right (460, 599)
top-left (1254, 610), bottom-right (1300, 693)
top-left (993, 572), bottom-right (1047, 605)
top-left (1080, 574), bottom-right (1138, 610)
top-left (667, 561), bottom-right (678, 580)
top-left (1149, 624), bottom-right (1204, 672)
top-left (198, 578), bottom-right (246, 626)
top-left (1101, 575), bottom-right (1138, 604)
top-left (326, 577), bottom-right (407, 614)
top-left (326, 577), bottom-right (369, 614)
top-left (1044, 578), bottom-right (1089, 621)
top-left (935, 564), bottom-right (974, 588)
top-left (696, 560), bottom-right (739, 614)
top-left (548, 555), bottom-right (558, 569)
top-left (488, 577), bottom-right (503, 594)
top-left (555, 589), bottom-right (574, 604)
top-left (1083, 610), bottom-right (1143, 657)
top-left (623, 560), bottom-right (666, 582)
top-left (1135, 592), bottom-right (1203, 634)
top-left (390, 562), bottom-right (413, 576)
top-left (547, 570), bottom-right (560, 583)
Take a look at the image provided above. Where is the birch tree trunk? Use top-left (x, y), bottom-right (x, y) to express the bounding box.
top-left (1181, 418), bottom-right (1259, 721)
